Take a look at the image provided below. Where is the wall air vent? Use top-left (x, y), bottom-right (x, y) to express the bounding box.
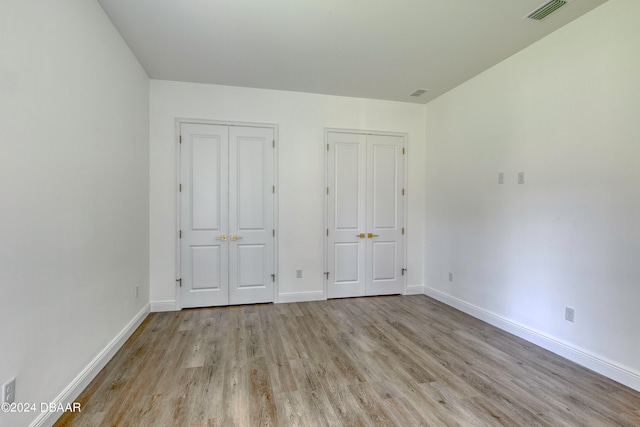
top-left (525, 0), bottom-right (568, 21)
top-left (409, 89), bottom-right (429, 97)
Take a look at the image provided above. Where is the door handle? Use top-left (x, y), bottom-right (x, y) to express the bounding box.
top-left (230, 235), bottom-right (243, 241)
top-left (216, 235), bottom-right (227, 241)
top-left (356, 233), bottom-right (366, 238)
top-left (367, 233), bottom-right (379, 238)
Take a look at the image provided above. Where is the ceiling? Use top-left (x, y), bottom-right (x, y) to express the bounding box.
top-left (97, 0), bottom-right (608, 104)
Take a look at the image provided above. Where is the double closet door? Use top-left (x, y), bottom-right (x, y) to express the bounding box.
top-left (180, 123), bottom-right (275, 308)
top-left (327, 131), bottom-right (405, 299)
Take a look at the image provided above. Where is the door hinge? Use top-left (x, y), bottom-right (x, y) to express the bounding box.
top-left (176, 278), bottom-right (182, 287)
top-left (402, 227), bottom-right (405, 235)
top-left (326, 229), bottom-right (329, 236)
top-left (273, 229), bottom-right (275, 237)
top-left (273, 185), bottom-right (275, 193)
top-left (327, 143), bottom-right (329, 151)
top-left (402, 188), bottom-right (405, 196)
top-left (179, 230), bottom-right (182, 239)
top-left (179, 184), bottom-right (182, 192)
top-left (324, 272), bottom-right (329, 279)
top-left (326, 187), bottom-right (329, 195)
top-left (179, 135), bottom-right (182, 144)
top-left (273, 140), bottom-right (275, 148)
top-left (271, 274), bottom-right (275, 282)
top-left (402, 147), bottom-right (405, 155)
top-left (402, 268), bottom-right (407, 276)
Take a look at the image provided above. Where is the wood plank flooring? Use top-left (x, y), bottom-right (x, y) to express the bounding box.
top-left (54, 295), bottom-right (640, 426)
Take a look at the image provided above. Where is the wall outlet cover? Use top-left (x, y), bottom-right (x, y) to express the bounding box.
top-left (2, 378), bottom-right (15, 404)
top-left (565, 306), bottom-right (575, 322)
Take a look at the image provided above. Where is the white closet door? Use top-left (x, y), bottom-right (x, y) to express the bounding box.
top-left (327, 132), bottom-right (367, 298)
top-left (326, 131), bottom-right (405, 299)
top-left (228, 126), bottom-right (275, 305)
top-left (180, 123), bottom-right (275, 308)
top-left (365, 134), bottom-right (404, 296)
top-left (180, 123), bottom-right (229, 308)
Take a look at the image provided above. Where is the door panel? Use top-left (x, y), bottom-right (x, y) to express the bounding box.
top-left (334, 243), bottom-right (361, 283)
top-left (181, 123), bottom-right (274, 308)
top-left (236, 137), bottom-right (266, 229)
top-left (371, 143), bottom-right (398, 229)
top-left (237, 244), bottom-right (266, 288)
top-left (191, 136), bottom-right (222, 230)
top-left (335, 142), bottom-right (361, 230)
top-left (229, 126), bottom-right (274, 305)
top-left (191, 246), bottom-right (222, 290)
top-left (371, 242), bottom-right (396, 280)
top-left (327, 131), bottom-right (404, 299)
top-left (181, 123), bottom-right (229, 307)
top-left (327, 132), bottom-right (367, 298)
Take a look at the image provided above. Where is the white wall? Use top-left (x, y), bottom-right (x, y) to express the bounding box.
top-left (424, 0), bottom-right (640, 389)
top-left (150, 81), bottom-right (426, 305)
top-left (0, 1), bottom-right (150, 425)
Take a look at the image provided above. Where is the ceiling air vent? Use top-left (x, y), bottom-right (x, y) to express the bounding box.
top-left (409, 89), bottom-right (429, 97)
top-left (525, 0), bottom-right (568, 21)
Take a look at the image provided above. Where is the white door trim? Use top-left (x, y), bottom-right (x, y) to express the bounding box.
top-left (175, 118), bottom-right (279, 309)
top-left (323, 128), bottom-right (409, 299)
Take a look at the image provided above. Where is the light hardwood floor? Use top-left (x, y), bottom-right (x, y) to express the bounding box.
top-left (55, 295), bottom-right (639, 426)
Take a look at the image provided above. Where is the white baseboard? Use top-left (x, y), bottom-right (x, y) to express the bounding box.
top-left (423, 286), bottom-right (640, 392)
top-left (150, 300), bottom-right (178, 312)
top-left (405, 284), bottom-right (425, 295)
top-left (277, 290), bottom-right (325, 303)
top-left (31, 304), bottom-right (150, 427)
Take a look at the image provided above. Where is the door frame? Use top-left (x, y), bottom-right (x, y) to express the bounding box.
top-left (323, 128), bottom-right (409, 299)
top-left (175, 118), bottom-right (279, 309)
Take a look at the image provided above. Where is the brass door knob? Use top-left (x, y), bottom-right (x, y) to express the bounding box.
top-left (216, 235), bottom-right (227, 241)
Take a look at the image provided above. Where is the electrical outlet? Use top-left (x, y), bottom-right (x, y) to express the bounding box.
top-left (135, 285), bottom-right (139, 298)
top-left (498, 172), bottom-right (504, 184)
top-left (296, 269), bottom-right (302, 279)
top-left (2, 378), bottom-right (15, 404)
top-left (518, 172), bottom-right (525, 184)
top-left (448, 272), bottom-right (453, 282)
top-left (565, 306), bottom-right (575, 323)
